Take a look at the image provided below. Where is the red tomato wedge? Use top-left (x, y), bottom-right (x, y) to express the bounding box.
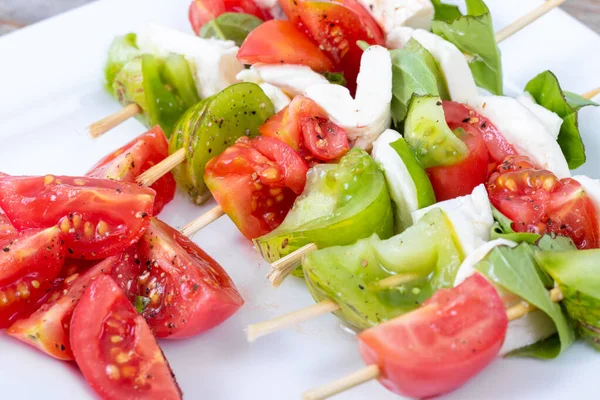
top-left (359, 274), bottom-right (508, 399)
top-left (113, 219), bottom-right (244, 338)
top-left (237, 20), bottom-right (334, 72)
top-left (0, 227), bottom-right (65, 328)
top-left (488, 155), bottom-right (599, 249)
top-left (6, 256), bottom-right (130, 360)
top-left (443, 101), bottom-right (517, 164)
top-left (189, 0), bottom-right (271, 34)
top-left (87, 126), bottom-right (176, 215)
top-left (71, 275), bottom-right (182, 400)
top-left (259, 95), bottom-right (349, 163)
top-left (205, 136), bottom-right (308, 239)
top-left (426, 128), bottom-right (489, 201)
top-left (0, 175), bottom-right (155, 260)
top-left (0, 206), bottom-right (16, 242)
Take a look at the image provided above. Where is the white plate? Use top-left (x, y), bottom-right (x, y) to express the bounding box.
top-left (0, 0), bottom-right (599, 399)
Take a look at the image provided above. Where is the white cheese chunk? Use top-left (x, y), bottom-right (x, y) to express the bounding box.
top-left (358, 0), bottom-right (434, 33)
top-left (238, 64), bottom-right (329, 97)
top-left (304, 45), bottom-right (392, 150)
top-left (412, 184), bottom-right (494, 256)
top-left (258, 83), bottom-right (291, 112)
top-left (517, 92), bottom-right (563, 140)
top-left (136, 24), bottom-right (243, 99)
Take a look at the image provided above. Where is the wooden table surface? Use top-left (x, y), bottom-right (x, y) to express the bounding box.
top-left (0, 0), bottom-right (599, 35)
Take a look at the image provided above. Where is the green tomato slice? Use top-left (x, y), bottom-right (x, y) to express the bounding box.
top-left (161, 54), bottom-right (201, 109)
top-left (254, 148), bottom-right (394, 263)
top-left (105, 33), bottom-right (141, 93)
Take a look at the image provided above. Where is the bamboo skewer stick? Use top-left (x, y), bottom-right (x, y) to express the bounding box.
top-left (137, 148), bottom-right (186, 186)
top-left (302, 287), bottom-right (564, 400)
top-left (267, 243), bottom-right (319, 286)
top-left (495, 0), bottom-right (567, 44)
top-left (582, 87), bottom-right (600, 100)
top-left (181, 206), bottom-right (225, 237)
top-left (87, 103), bottom-right (141, 138)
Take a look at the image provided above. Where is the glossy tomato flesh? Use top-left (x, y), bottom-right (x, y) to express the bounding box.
top-left (488, 155), bottom-right (599, 249)
top-left (0, 227), bottom-right (65, 328)
top-left (259, 95), bottom-right (349, 163)
top-left (205, 136), bottom-right (308, 239)
top-left (237, 20), bottom-right (334, 72)
top-left (87, 126), bottom-right (176, 215)
top-left (71, 275), bottom-right (182, 400)
top-left (0, 206), bottom-right (16, 241)
top-left (359, 274), bottom-right (508, 398)
top-left (426, 128), bottom-right (489, 201)
top-left (113, 219), bottom-right (244, 338)
top-left (0, 175), bottom-right (155, 259)
top-left (189, 0), bottom-right (272, 34)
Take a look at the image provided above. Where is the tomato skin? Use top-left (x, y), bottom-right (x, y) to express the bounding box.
top-left (443, 101), bottom-right (517, 164)
top-left (0, 175), bottom-right (155, 259)
top-left (488, 155), bottom-right (599, 249)
top-left (189, 0), bottom-right (271, 35)
top-left (358, 274), bottom-right (507, 399)
top-left (205, 136), bottom-right (309, 239)
top-left (87, 126), bottom-right (176, 215)
top-left (6, 256), bottom-right (126, 360)
top-left (71, 275), bottom-right (182, 400)
top-left (260, 96), bottom-right (349, 163)
top-left (426, 129), bottom-right (489, 201)
top-left (0, 227), bottom-right (66, 328)
top-left (237, 20), bottom-right (334, 72)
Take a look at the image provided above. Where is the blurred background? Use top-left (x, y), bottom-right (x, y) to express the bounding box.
top-left (0, 0), bottom-right (598, 36)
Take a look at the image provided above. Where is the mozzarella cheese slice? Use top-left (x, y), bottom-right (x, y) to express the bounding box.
top-left (412, 184), bottom-right (494, 256)
top-left (257, 83), bottom-right (291, 113)
top-left (136, 24), bottom-right (243, 99)
top-left (573, 175), bottom-right (600, 232)
top-left (386, 28), bottom-right (479, 105)
top-left (304, 45), bottom-right (392, 150)
top-left (467, 95), bottom-right (570, 178)
top-left (358, 0), bottom-right (434, 33)
top-left (372, 129), bottom-right (418, 230)
top-left (517, 92), bottom-right (563, 140)
top-left (453, 239), bottom-right (518, 286)
top-left (237, 64), bottom-right (329, 97)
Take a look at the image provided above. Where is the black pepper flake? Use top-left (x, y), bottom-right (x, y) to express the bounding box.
top-left (141, 212), bottom-right (148, 218)
top-left (60, 344), bottom-right (66, 351)
top-left (193, 284), bottom-right (199, 291)
top-left (358, 285), bottom-right (365, 290)
top-left (462, 118), bottom-right (471, 123)
top-left (67, 248), bottom-right (74, 254)
top-left (436, 101), bottom-right (442, 106)
top-left (2, 247), bottom-right (9, 252)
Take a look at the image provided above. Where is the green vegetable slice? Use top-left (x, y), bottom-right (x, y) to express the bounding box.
top-left (200, 12), bottom-right (263, 46)
top-left (524, 70), bottom-right (599, 169)
top-left (490, 207), bottom-right (541, 244)
top-left (431, 0), bottom-right (502, 95)
top-left (431, 0), bottom-right (461, 21)
top-left (104, 33), bottom-right (141, 93)
top-left (162, 54), bottom-right (201, 109)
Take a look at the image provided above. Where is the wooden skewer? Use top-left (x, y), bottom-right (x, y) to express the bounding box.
top-left (87, 103), bottom-right (141, 138)
top-left (267, 243), bottom-right (319, 286)
top-left (137, 148), bottom-right (186, 187)
top-left (302, 287), bottom-right (564, 400)
top-left (495, 0), bottom-right (567, 44)
top-left (181, 206), bottom-right (225, 237)
top-left (582, 87), bottom-right (600, 100)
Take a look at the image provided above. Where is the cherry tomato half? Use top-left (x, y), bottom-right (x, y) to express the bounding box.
top-left (71, 275), bottom-right (182, 400)
top-left (87, 126), bottom-right (176, 216)
top-left (359, 274), bottom-right (507, 399)
top-left (237, 20), bottom-right (334, 73)
top-left (488, 155), bottom-right (599, 249)
top-left (0, 227), bottom-right (65, 328)
top-left (205, 136), bottom-right (308, 239)
top-left (189, 0), bottom-right (272, 35)
top-left (0, 175), bottom-right (155, 259)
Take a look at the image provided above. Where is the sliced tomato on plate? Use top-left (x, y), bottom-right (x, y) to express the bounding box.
top-left (0, 175), bottom-right (155, 259)
top-left (112, 219), bottom-right (244, 338)
top-left (189, 0), bottom-right (271, 34)
top-left (0, 227), bottom-right (65, 328)
top-left (237, 20), bottom-right (334, 72)
top-left (259, 95), bottom-right (349, 163)
top-left (426, 127), bottom-right (490, 201)
top-left (7, 256), bottom-right (128, 360)
top-left (71, 275), bottom-right (182, 400)
top-left (87, 126), bottom-right (176, 215)
top-left (488, 155), bottom-right (599, 249)
top-left (205, 136), bottom-right (308, 239)
top-left (443, 101), bottom-right (517, 164)
top-left (359, 273), bottom-right (507, 399)
top-left (0, 206), bottom-right (16, 241)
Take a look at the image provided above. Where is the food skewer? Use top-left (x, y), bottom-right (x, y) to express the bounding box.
top-left (87, 103), bottom-right (141, 138)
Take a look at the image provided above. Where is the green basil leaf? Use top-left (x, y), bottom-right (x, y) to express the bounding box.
top-left (322, 72), bottom-right (347, 87)
top-left (200, 13), bottom-right (263, 47)
top-left (431, 0), bottom-right (502, 95)
top-left (525, 70), bottom-right (599, 169)
top-left (389, 39), bottom-right (450, 125)
top-left (475, 243), bottom-right (575, 359)
top-left (506, 335), bottom-right (561, 359)
top-left (431, 0), bottom-right (462, 21)
top-left (135, 296), bottom-right (150, 314)
top-left (490, 207), bottom-right (540, 244)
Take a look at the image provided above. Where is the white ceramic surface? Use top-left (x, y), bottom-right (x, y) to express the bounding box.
top-left (0, 0), bottom-right (599, 399)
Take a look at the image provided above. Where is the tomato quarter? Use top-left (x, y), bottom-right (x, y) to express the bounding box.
top-left (87, 126), bottom-right (176, 215)
top-left (0, 175), bottom-right (155, 259)
top-left (488, 155), bottom-right (599, 249)
top-left (189, 0), bottom-right (271, 34)
top-left (358, 274), bottom-right (508, 399)
top-left (71, 275), bottom-right (182, 400)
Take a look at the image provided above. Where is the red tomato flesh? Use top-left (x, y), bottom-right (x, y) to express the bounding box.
top-left (259, 95), bottom-right (349, 163)
top-left (237, 20), bottom-right (334, 72)
top-left (0, 206), bottom-right (16, 242)
top-left (358, 274), bottom-right (508, 399)
top-left (71, 275), bottom-right (182, 400)
top-left (488, 155), bottom-right (599, 249)
top-left (426, 128), bottom-right (489, 201)
top-left (0, 227), bottom-right (65, 328)
top-left (87, 126), bottom-right (176, 215)
top-left (189, 0), bottom-right (271, 35)
top-left (205, 136), bottom-right (308, 239)
top-left (113, 219), bottom-right (244, 338)
top-left (0, 175), bottom-right (155, 259)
